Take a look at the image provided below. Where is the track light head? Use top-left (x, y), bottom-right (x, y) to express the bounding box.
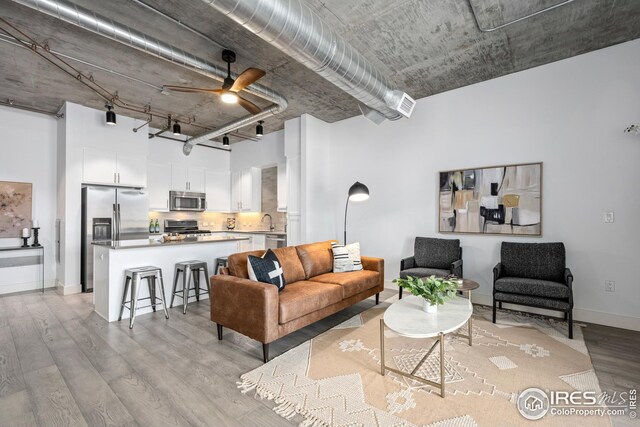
top-left (222, 134), bottom-right (230, 146)
top-left (172, 121), bottom-right (181, 136)
top-left (256, 120), bottom-right (264, 138)
top-left (105, 104), bottom-right (116, 126)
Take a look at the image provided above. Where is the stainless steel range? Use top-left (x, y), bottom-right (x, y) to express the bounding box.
top-left (164, 219), bottom-right (212, 237)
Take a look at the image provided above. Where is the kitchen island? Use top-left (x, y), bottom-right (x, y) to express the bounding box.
top-left (92, 235), bottom-right (249, 322)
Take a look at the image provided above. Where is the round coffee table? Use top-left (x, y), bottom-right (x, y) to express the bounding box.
top-left (380, 296), bottom-right (472, 397)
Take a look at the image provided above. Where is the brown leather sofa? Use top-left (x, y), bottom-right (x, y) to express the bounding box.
top-left (210, 240), bottom-right (384, 362)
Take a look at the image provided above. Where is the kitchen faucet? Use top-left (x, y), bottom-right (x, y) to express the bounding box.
top-left (261, 214), bottom-right (275, 231)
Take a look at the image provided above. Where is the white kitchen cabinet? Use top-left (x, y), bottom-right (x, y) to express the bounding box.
top-left (238, 235), bottom-right (253, 252)
top-left (232, 167), bottom-right (261, 212)
top-left (252, 234), bottom-right (266, 250)
top-left (171, 164), bottom-right (206, 192)
top-left (205, 170), bottom-right (230, 212)
top-left (82, 148), bottom-right (146, 187)
top-left (230, 170), bottom-right (242, 212)
top-left (83, 148), bottom-right (117, 185)
top-left (117, 154), bottom-right (147, 187)
top-left (229, 233), bottom-right (265, 252)
top-left (188, 167), bottom-right (206, 193)
top-left (147, 161), bottom-right (171, 211)
top-left (171, 164), bottom-right (188, 191)
top-left (277, 162), bottom-right (287, 212)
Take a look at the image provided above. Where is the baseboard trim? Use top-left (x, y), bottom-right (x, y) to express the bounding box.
top-left (470, 293), bottom-right (639, 332)
top-left (0, 280), bottom-right (55, 295)
top-left (55, 280), bottom-right (82, 296)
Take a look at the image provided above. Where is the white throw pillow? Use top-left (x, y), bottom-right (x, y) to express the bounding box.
top-left (331, 242), bottom-right (363, 272)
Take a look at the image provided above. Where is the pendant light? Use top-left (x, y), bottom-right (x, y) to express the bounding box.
top-left (105, 104), bottom-right (116, 125)
top-left (256, 120), bottom-right (264, 138)
top-left (172, 120), bottom-right (181, 136)
top-left (222, 134), bottom-right (230, 146)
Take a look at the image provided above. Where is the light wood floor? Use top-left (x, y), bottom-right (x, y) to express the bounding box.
top-left (0, 289), bottom-right (637, 427)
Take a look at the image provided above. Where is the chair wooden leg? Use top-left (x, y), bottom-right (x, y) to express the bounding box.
top-left (263, 343), bottom-right (269, 363)
top-left (568, 311), bottom-right (573, 339)
top-left (375, 293), bottom-right (379, 305)
top-left (217, 324), bottom-right (223, 340)
top-left (492, 300), bottom-right (497, 324)
top-left (399, 287), bottom-right (403, 300)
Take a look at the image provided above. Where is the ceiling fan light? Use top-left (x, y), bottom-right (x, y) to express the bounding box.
top-left (172, 122), bottom-right (181, 136)
top-left (222, 134), bottom-right (230, 146)
top-left (256, 120), bottom-right (264, 138)
top-left (105, 105), bottom-right (116, 125)
top-left (221, 92), bottom-right (238, 104)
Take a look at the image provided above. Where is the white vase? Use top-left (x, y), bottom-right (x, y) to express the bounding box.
top-left (422, 299), bottom-right (438, 314)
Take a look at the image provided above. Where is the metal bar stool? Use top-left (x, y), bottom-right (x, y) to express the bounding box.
top-left (170, 260), bottom-right (210, 314)
top-left (214, 256), bottom-right (228, 274)
top-left (118, 266), bottom-right (169, 329)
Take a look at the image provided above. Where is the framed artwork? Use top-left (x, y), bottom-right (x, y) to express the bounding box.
top-left (0, 181), bottom-right (33, 238)
top-left (439, 162), bottom-right (542, 235)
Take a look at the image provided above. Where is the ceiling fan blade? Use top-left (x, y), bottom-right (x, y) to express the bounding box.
top-left (164, 85), bottom-right (223, 94)
top-left (230, 68), bottom-right (266, 92)
top-left (237, 95), bottom-right (262, 115)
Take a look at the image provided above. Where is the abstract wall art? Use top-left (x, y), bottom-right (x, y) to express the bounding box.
top-left (0, 181), bottom-right (33, 238)
top-left (439, 163), bottom-right (542, 235)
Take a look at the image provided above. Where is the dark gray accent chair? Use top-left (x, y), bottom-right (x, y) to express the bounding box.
top-left (493, 242), bottom-right (574, 338)
top-left (399, 237), bottom-right (463, 299)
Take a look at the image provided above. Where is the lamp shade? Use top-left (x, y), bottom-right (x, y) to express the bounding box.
top-left (348, 181), bottom-right (369, 202)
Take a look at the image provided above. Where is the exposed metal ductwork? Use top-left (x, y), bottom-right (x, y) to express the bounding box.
top-left (11, 0), bottom-right (287, 155)
top-left (199, 0), bottom-right (416, 122)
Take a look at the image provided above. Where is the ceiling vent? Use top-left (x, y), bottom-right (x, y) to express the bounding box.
top-left (394, 92), bottom-right (417, 118)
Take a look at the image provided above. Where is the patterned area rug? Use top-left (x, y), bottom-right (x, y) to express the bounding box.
top-left (238, 301), bottom-right (611, 427)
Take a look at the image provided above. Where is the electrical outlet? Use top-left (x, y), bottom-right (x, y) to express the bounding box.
top-left (605, 280), bottom-right (615, 292)
top-left (604, 211), bottom-right (615, 223)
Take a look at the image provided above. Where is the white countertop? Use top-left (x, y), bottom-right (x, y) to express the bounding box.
top-left (92, 235), bottom-right (249, 250)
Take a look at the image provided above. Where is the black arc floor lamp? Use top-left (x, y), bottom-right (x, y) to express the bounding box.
top-left (344, 181), bottom-right (370, 244)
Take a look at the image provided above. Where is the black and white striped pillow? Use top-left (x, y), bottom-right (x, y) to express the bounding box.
top-left (331, 242), bottom-right (363, 273)
top-left (247, 249), bottom-right (286, 291)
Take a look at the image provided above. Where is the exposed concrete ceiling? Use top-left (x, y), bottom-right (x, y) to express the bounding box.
top-left (0, 0), bottom-right (638, 147)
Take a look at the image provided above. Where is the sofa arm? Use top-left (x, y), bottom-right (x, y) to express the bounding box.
top-left (451, 259), bottom-right (463, 278)
top-left (400, 256), bottom-right (415, 270)
top-left (210, 275), bottom-right (279, 344)
top-left (564, 268), bottom-right (573, 289)
top-left (493, 262), bottom-right (503, 284)
top-left (361, 256), bottom-right (385, 289)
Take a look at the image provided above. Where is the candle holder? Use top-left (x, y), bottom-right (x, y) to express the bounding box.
top-left (31, 227), bottom-right (41, 247)
top-left (21, 237), bottom-right (29, 248)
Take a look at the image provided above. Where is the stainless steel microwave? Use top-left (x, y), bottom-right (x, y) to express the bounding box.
top-left (169, 191), bottom-right (206, 211)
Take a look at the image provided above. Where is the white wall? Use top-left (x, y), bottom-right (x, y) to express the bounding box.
top-left (323, 39), bottom-right (640, 330)
top-left (230, 129), bottom-right (285, 171)
top-left (0, 106), bottom-right (58, 293)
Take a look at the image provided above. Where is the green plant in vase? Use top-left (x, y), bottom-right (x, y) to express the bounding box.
top-left (392, 275), bottom-right (458, 313)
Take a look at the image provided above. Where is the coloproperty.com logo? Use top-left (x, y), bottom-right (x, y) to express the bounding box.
top-left (517, 387), bottom-right (637, 420)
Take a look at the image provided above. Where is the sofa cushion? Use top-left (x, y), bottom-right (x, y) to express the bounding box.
top-left (414, 237), bottom-right (460, 269)
top-left (331, 242), bottom-right (363, 273)
top-left (228, 250), bottom-right (264, 279)
top-left (399, 267), bottom-right (450, 279)
top-left (272, 246), bottom-right (306, 283)
top-left (501, 242), bottom-right (565, 282)
top-left (311, 270), bottom-right (380, 299)
top-left (495, 277), bottom-right (571, 299)
top-left (295, 240), bottom-right (337, 279)
top-left (247, 249), bottom-right (286, 291)
top-left (278, 281), bottom-right (343, 324)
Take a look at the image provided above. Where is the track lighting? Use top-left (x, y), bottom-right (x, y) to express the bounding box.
top-left (105, 104), bottom-right (116, 125)
top-left (221, 91), bottom-right (238, 104)
top-left (256, 120), bottom-right (264, 138)
top-left (172, 121), bottom-right (181, 136)
top-left (222, 134), bottom-right (230, 146)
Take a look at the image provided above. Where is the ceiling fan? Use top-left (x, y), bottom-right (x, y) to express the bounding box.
top-left (163, 49), bottom-right (265, 115)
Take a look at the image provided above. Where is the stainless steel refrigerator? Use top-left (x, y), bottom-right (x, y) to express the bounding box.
top-left (81, 186), bottom-right (149, 292)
